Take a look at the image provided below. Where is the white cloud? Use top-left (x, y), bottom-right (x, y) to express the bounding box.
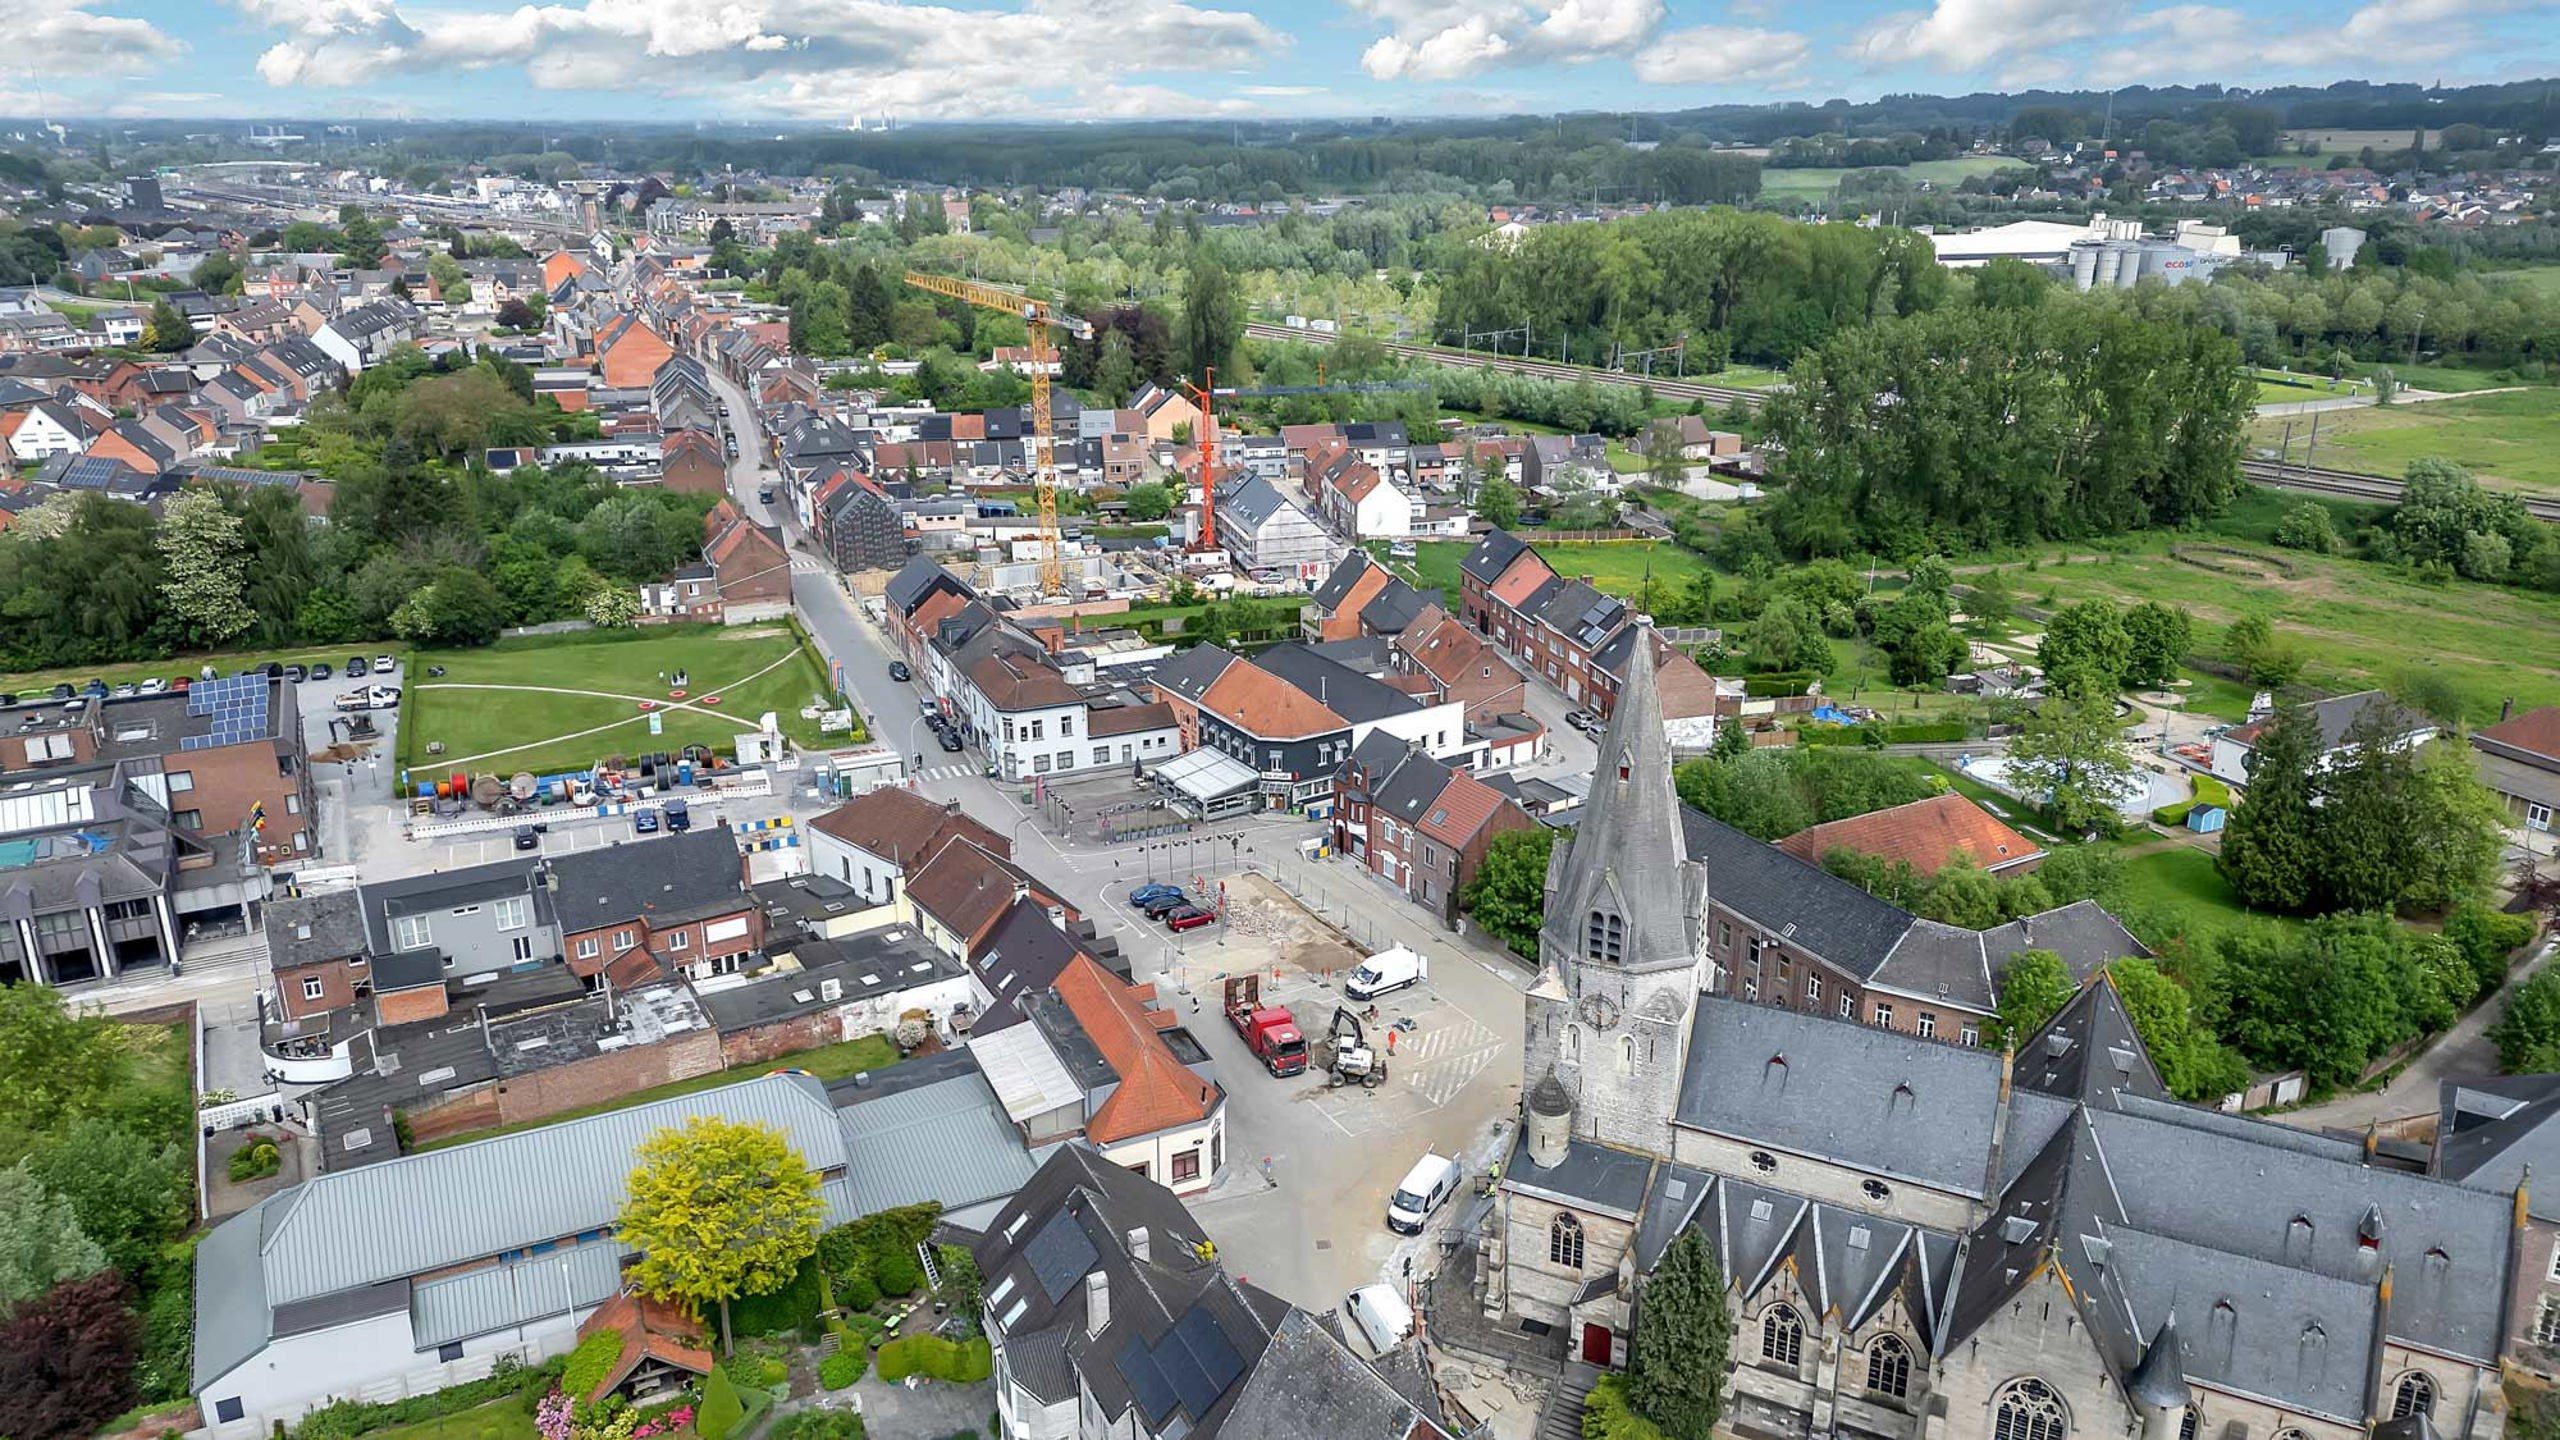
top-left (1240, 84), bottom-right (1328, 96)
top-left (226, 0), bottom-right (1291, 118)
top-left (1852, 0), bottom-right (2117, 71)
top-left (3, 4), bottom-right (184, 81)
top-left (1631, 25), bottom-right (1812, 84)
top-left (1354, 0), bottom-right (1670, 81)
top-left (1854, 0), bottom-right (2524, 90)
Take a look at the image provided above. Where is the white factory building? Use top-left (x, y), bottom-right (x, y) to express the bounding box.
top-left (1923, 214), bottom-right (2247, 291)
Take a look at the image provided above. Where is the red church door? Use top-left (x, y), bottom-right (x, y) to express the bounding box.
top-left (1582, 1323), bottom-right (1613, 1365)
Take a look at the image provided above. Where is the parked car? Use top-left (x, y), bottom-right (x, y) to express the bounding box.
top-left (348, 656), bottom-right (369, 676)
top-left (918, 696), bottom-right (939, 716)
top-left (83, 679), bottom-right (107, 699)
top-left (138, 677), bottom-right (167, 695)
top-left (1129, 882), bottom-right (1183, 908)
top-left (372, 656), bottom-right (398, 675)
top-left (1386, 1152), bottom-right (1463, 1235)
top-left (1138, 890), bottom-right (1192, 918)
top-left (1564, 710), bottom-right (1598, 735)
top-left (283, 664), bottom-right (307, 683)
top-left (1164, 904), bottom-right (1217, 932)
top-left (171, 675), bottom-right (191, 693)
top-left (634, 808), bottom-right (661, 835)
top-left (1345, 1284), bottom-right (1414, 1357)
top-left (1345, 945), bottom-right (1429, 1002)
top-left (888, 660), bottom-right (912, 682)
top-left (512, 825), bottom-right (542, 852)
top-left (310, 662), bottom-right (332, 681)
top-left (111, 682), bottom-right (139, 698)
top-left (936, 729), bottom-right (964, 753)
top-left (48, 684), bottom-right (74, 701)
top-left (334, 685), bottom-right (402, 712)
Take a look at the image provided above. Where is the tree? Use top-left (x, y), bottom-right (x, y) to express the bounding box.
top-left (2493, 969), bottom-right (2560, 1076)
top-left (1744, 596), bottom-right (1831, 675)
top-left (2399, 734), bottom-right (2507, 913)
top-left (495, 296), bottom-right (539, 330)
top-left (1989, 950), bottom-right (2075, 1049)
top-left (1872, 591), bottom-right (1965, 688)
top-left (155, 489), bottom-right (251, 648)
top-left (1918, 853), bottom-right (2003, 928)
top-left (619, 1117), bottom-right (823, 1351)
top-left (1090, 329), bottom-right (1139, 404)
top-left (2106, 959), bottom-right (2246, 1102)
top-left (1624, 1228), bottom-right (1729, 1439)
top-left (2216, 701), bottom-right (2322, 912)
top-left (141, 300), bottom-right (193, 353)
top-left (1477, 471), bottom-right (1522, 530)
top-left (697, 1364), bottom-right (745, 1440)
top-left (0, 1164), bottom-right (106, 1307)
top-left (585, 586), bottom-right (640, 628)
top-left (1962, 568), bottom-right (2013, 634)
top-left (2037, 601), bottom-right (2132, 693)
top-left (0, 1271), bottom-right (138, 1440)
top-left (2310, 708), bottom-right (2422, 913)
top-left (1177, 254), bottom-right (1244, 383)
top-left (24, 1120), bottom-right (186, 1285)
top-left (1462, 827), bottom-right (1555, 959)
top-left (2120, 602), bottom-right (2192, 689)
top-left (1645, 419), bottom-right (1689, 490)
top-left (2273, 501), bottom-right (2338, 553)
top-left (2006, 683), bottom-right (2131, 835)
top-left (1124, 482), bottom-right (1173, 522)
top-left (1711, 713), bottom-right (1750, 761)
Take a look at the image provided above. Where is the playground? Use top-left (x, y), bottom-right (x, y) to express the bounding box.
top-left (396, 623), bottom-right (851, 781)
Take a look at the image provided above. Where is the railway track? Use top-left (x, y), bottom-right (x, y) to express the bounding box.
top-left (1241, 322), bottom-right (1774, 408)
top-left (2241, 459), bottom-right (2560, 522)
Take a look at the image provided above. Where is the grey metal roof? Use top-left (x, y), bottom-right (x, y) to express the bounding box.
top-left (1505, 1128), bottom-right (1654, 1220)
top-left (194, 1073), bottom-right (851, 1391)
top-left (1680, 809), bottom-right (1914, 980)
top-left (2013, 977), bottom-right (2167, 1105)
top-left (409, 1241), bottom-right (625, 1349)
top-left (1212, 473), bottom-right (1300, 533)
top-left (1674, 995), bottom-right (2007, 1198)
top-left (1542, 631), bottom-right (1706, 976)
top-left (832, 1062), bottom-right (1039, 1219)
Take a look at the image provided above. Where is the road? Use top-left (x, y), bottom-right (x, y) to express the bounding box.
top-left (708, 364), bottom-right (1532, 1311)
top-left (2279, 934), bottom-right (2559, 1133)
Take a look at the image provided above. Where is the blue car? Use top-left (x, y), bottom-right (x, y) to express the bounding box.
top-left (1129, 883), bottom-right (1182, 907)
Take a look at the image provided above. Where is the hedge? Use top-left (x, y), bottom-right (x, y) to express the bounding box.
top-left (731, 1257), bottom-right (826, 1339)
top-left (1799, 719), bottom-right (1968, 747)
top-left (874, 1335), bottom-right (992, 1385)
top-left (1744, 672), bottom-right (1816, 697)
top-left (697, 1366), bottom-right (744, 1440)
top-left (290, 1357), bottom-right (563, 1440)
top-left (819, 1349), bottom-right (865, 1391)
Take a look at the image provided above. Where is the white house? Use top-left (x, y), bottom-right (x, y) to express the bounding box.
top-left (3, 399), bottom-right (89, 460)
top-left (2209, 689), bottom-right (2439, 785)
top-left (1319, 459), bottom-right (1414, 540)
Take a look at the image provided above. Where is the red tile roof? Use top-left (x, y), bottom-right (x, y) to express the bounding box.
top-left (1776, 793), bottom-right (2044, 877)
top-left (575, 1291), bottom-right (713, 1404)
top-left (1053, 955), bottom-right (1218, 1144)
top-left (1489, 550), bottom-right (1558, 607)
top-left (809, 788), bottom-right (1010, 873)
top-left (1414, 769), bottom-right (1514, 849)
top-left (2479, 705), bottom-right (2560, 763)
top-left (1199, 662), bottom-right (1345, 740)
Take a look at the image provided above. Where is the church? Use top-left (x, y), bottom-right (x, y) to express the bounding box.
top-left (1487, 620), bottom-right (2522, 1440)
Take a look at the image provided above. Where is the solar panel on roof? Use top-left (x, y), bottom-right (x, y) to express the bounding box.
top-left (1023, 1209), bottom-right (1099, 1305)
top-left (1114, 1334), bottom-right (1181, 1424)
top-left (1163, 1305), bottom-right (1245, 1416)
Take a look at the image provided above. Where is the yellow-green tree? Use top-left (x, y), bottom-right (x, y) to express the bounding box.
top-left (618, 1118), bottom-right (822, 1352)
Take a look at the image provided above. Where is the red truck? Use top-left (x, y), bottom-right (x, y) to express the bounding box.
top-left (1224, 976), bottom-right (1308, 1077)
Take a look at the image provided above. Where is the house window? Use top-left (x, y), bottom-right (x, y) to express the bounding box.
top-left (1760, 1306), bottom-right (1803, 1367)
top-left (576, 937), bottom-right (600, 960)
top-left (1874, 1003), bottom-right (1894, 1028)
top-left (494, 896), bottom-right (529, 932)
top-left (1034, 754), bottom-right (1051, 774)
top-left (215, 1399), bottom-right (245, 1424)
top-left (1993, 1380), bottom-right (2068, 1440)
top-left (667, 930), bottom-right (691, 951)
top-left (2536, 1296), bottom-right (2560, 1347)
top-left (2393, 1373), bottom-right (2436, 1420)
top-left (1171, 1148), bottom-right (1201, 1184)
top-left (1866, 1335), bottom-right (1911, 1399)
top-left (166, 771), bottom-right (194, 792)
top-left (1839, 994), bottom-right (1855, 1019)
top-left (1095, 748), bottom-right (1110, 766)
top-left (392, 915), bottom-right (431, 951)
top-left (612, 929), bottom-right (636, 951)
top-left (301, 976), bottom-right (324, 1002)
top-left (512, 936), bottom-right (533, 961)
top-left (1060, 714), bottom-right (1074, 736)
top-left (1549, 1214), bottom-right (1584, 1269)
top-left (1962, 1025), bottom-right (1981, 1047)
top-left (1919, 1013), bottom-right (1937, 1039)
top-left (438, 1341), bottom-right (465, 1363)
top-left (1805, 975), bottom-right (1822, 1006)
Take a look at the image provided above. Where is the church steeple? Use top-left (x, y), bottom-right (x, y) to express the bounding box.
top-left (1538, 617), bottom-right (1705, 975)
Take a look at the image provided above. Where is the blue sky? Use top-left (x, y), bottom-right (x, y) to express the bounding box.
top-left (7, 0), bottom-right (2557, 124)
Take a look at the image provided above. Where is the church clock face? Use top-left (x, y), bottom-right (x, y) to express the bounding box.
top-left (1578, 994), bottom-right (1622, 1031)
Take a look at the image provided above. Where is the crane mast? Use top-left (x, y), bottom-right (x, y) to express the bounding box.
top-left (902, 271), bottom-right (1089, 596)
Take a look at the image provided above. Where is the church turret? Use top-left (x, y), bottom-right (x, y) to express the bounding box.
top-left (2128, 1315), bottom-right (2192, 1440)
top-left (1520, 617), bottom-right (1712, 1153)
top-left (1526, 1070), bottom-right (1574, 1169)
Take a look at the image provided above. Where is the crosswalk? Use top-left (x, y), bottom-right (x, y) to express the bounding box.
top-left (789, 555), bottom-right (830, 576)
top-left (910, 763), bottom-right (977, 782)
top-left (1404, 1047), bottom-right (1499, 1107)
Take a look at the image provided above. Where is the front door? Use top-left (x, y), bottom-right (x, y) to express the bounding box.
top-left (1582, 1323), bottom-right (1613, 1365)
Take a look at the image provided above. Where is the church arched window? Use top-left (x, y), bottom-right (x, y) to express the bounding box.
top-left (2393, 1372), bottom-right (2436, 1420)
top-left (1761, 1305), bottom-right (1804, 1367)
top-left (1992, 1379), bottom-right (2067, 1440)
top-left (1620, 1034), bottom-right (1637, 1074)
top-left (1866, 1335), bottom-right (1912, 1399)
top-left (1586, 911), bottom-right (1624, 963)
top-left (1564, 1024), bottom-right (1581, 1063)
top-left (1550, 1214), bottom-right (1584, 1269)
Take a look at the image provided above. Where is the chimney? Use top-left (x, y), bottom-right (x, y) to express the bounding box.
top-left (1127, 1226), bottom-right (1151, 1264)
top-left (1084, 1271), bottom-right (1110, 1336)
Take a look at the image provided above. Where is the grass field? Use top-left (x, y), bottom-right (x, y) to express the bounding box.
top-left (397, 623), bottom-right (839, 778)
top-left (2360, 360), bottom-right (2543, 393)
top-left (2114, 845), bottom-right (2291, 947)
top-left (2486, 267), bottom-right (2560, 299)
top-left (1760, 155), bottom-right (2025, 202)
top-left (365, 1401), bottom-right (534, 1440)
top-left (2015, 530), bottom-right (2560, 725)
top-left (416, 1033), bottom-right (901, 1151)
top-left (0, 642), bottom-right (411, 697)
top-left (2248, 387), bottom-right (2560, 495)
top-left (1377, 537), bottom-right (1711, 603)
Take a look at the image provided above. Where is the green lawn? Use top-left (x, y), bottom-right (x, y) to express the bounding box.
top-left (2115, 846), bottom-right (2296, 948)
top-left (1373, 537), bottom-right (1711, 605)
top-left (1706, 363), bottom-right (1789, 391)
top-left (397, 624), bottom-right (840, 779)
top-left (0, 643), bottom-right (411, 696)
top-left (2250, 387), bottom-right (2560, 495)
top-left (415, 1033), bottom-right (902, 1152)
top-left (2357, 360), bottom-right (2545, 393)
top-left (366, 1401), bottom-right (535, 1440)
top-left (2485, 266), bottom-right (2560, 299)
top-left (2017, 532), bottom-right (2560, 725)
top-left (1759, 155), bottom-right (2026, 201)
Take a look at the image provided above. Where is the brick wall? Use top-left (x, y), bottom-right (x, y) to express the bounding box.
top-left (492, 1028), bottom-right (724, 1125)
top-left (278, 957), bottom-right (360, 1020)
top-left (376, 985), bottom-right (450, 1026)
top-left (172, 738), bottom-right (312, 864)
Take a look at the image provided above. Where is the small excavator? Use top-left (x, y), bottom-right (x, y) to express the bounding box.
top-left (1325, 1005), bottom-right (1387, 1090)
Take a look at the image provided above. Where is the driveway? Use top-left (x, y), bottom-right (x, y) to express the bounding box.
top-left (2277, 934), bottom-right (2558, 1133)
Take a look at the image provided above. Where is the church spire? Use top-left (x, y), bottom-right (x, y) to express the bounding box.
top-left (1538, 617), bottom-right (1704, 975)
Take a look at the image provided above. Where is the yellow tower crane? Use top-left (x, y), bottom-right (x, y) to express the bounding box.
top-left (902, 272), bottom-right (1093, 597)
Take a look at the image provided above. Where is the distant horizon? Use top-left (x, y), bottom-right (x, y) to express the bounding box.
top-left (7, 0), bottom-right (2558, 129)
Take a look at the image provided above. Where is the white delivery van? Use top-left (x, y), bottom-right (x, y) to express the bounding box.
top-left (1345, 944), bottom-right (1428, 1001)
top-left (1386, 1151), bottom-right (1463, 1235)
top-left (1345, 1283), bottom-right (1415, 1356)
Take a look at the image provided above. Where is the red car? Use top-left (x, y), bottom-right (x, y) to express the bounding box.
top-left (1164, 904), bottom-right (1217, 932)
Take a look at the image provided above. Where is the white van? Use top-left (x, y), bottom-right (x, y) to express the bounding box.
top-left (1386, 1151), bottom-right (1463, 1234)
top-left (1345, 944), bottom-right (1428, 1002)
top-left (1345, 1283), bottom-right (1415, 1356)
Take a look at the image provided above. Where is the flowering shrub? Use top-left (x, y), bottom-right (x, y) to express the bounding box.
top-left (537, 1391), bottom-right (574, 1440)
top-left (632, 1405), bottom-right (695, 1438)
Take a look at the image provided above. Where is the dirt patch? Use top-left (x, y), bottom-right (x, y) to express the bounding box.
top-left (718, 625), bottom-right (788, 642)
top-left (2170, 544), bottom-right (2296, 583)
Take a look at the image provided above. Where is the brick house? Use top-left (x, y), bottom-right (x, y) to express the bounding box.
top-left (658, 428), bottom-right (727, 494)
top-left (1391, 603), bottom-right (1528, 722)
top-left (700, 502), bottom-right (792, 624)
top-left (1777, 793), bottom-right (2046, 879)
top-left (1333, 734), bottom-right (1536, 925)
top-left (594, 314), bottom-right (676, 390)
top-left (547, 828), bottom-right (761, 988)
